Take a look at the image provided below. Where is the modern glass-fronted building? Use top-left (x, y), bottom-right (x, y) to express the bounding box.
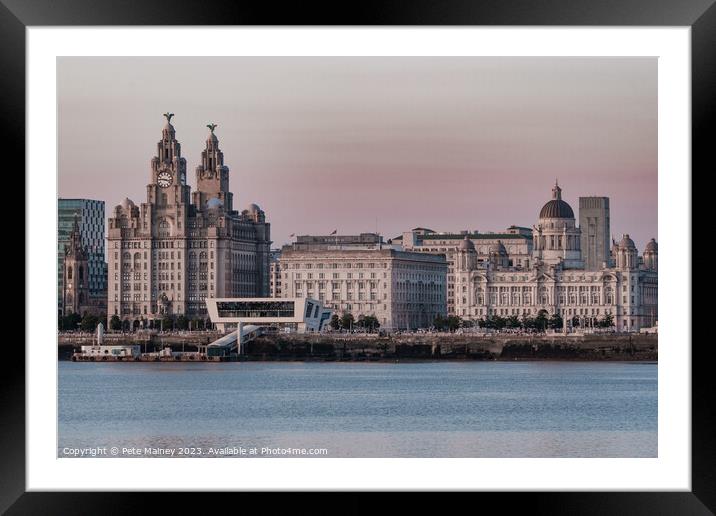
top-left (58, 199), bottom-right (106, 315)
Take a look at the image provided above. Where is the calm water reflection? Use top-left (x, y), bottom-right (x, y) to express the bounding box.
top-left (58, 361), bottom-right (657, 457)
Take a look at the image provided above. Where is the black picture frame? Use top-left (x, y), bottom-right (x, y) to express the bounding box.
top-left (5, 0), bottom-right (711, 513)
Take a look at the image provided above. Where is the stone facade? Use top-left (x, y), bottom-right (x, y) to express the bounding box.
top-left (279, 235), bottom-right (447, 330)
top-left (579, 196), bottom-right (611, 270)
top-left (107, 115), bottom-right (271, 322)
top-left (393, 226), bottom-right (533, 314)
top-left (451, 183), bottom-right (657, 332)
top-left (58, 198), bottom-right (106, 316)
top-left (269, 249), bottom-right (282, 298)
top-left (62, 217), bottom-right (107, 317)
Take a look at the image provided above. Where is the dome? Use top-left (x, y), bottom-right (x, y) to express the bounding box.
top-left (539, 199), bottom-right (574, 219)
top-left (489, 240), bottom-right (507, 255)
top-left (207, 132), bottom-right (218, 144)
top-left (206, 197), bottom-right (223, 210)
top-left (121, 198), bottom-right (135, 211)
top-left (619, 234), bottom-right (636, 249)
top-left (248, 203), bottom-right (261, 213)
top-left (458, 236), bottom-right (475, 251)
top-left (645, 238), bottom-right (658, 252)
top-left (539, 180), bottom-right (574, 219)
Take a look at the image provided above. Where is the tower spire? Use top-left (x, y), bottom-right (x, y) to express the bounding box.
top-left (552, 179), bottom-right (562, 200)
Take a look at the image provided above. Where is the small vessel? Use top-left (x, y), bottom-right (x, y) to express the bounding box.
top-left (72, 323), bottom-right (141, 361)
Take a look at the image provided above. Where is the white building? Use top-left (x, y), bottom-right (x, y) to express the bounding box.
top-left (392, 226), bottom-right (533, 314)
top-left (450, 183), bottom-right (657, 332)
top-left (269, 249), bottom-right (282, 298)
top-left (205, 297), bottom-right (331, 333)
top-left (278, 234), bottom-right (447, 330)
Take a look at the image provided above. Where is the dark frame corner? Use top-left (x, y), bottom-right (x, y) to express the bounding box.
top-left (6, 0), bottom-right (713, 513)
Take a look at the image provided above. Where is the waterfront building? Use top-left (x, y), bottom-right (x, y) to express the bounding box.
top-left (107, 114), bottom-right (271, 323)
top-left (393, 226), bottom-right (533, 314)
top-left (206, 297), bottom-right (332, 334)
top-left (62, 216), bottom-right (107, 317)
top-left (579, 196), bottom-right (611, 270)
top-left (278, 234), bottom-right (447, 330)
top-left (451, 182), bottom-right (657, 332)
top-left (58, 198), bottom-right (106, 316)
top-left (269, 249), bottom-right (282, 298)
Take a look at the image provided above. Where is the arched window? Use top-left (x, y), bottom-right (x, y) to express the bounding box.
top-left (539, 287), bottom-right (549, 305)
top-left (78, 266), bottom-right (84, 281)
top-left (67, 266), bottom-right (73, 280)
top-left (78, 293), bottom-right (84, 304)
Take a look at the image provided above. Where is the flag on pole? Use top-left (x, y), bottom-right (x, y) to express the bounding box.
top-left (329, 229), bottom-right (337, 235)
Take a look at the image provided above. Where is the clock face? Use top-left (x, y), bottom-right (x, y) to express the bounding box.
top-left (157, 171), bottom-right (173, 188)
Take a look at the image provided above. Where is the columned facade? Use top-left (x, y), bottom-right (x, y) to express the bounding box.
top-left (452, 182), bottom-right (657, 332)
top-left (107, 115), bottom-right (271, 323)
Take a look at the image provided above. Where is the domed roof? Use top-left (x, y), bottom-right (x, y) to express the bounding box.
top-left (645, 238), bottom-right (658, 252)
top-left (619, 234), bottom-right (636, 249)
top-left (539, 199), bottom-right (574, 219)
top-left (458, 236), bottom-right (475, 251)
top-left (539, 180), bottom-right (574, 219)
top-left (121, 198), bottom-right (135, 211)
top-left (489, 240), bottom-right (507, 255)
top-left (206, 197), bottom-right (223, 210)
top-left (248, 203), bottom-right (261, 212)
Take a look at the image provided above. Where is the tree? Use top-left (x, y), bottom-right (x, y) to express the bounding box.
top-left (63, 312), bottom-right (82, 331)
top-left (534, 309), bottom-right (549, 332)
top-left (109, 314), bottom-right (122, 331)
top-left (341, 312), bottom-right (355, 331)
top-left (505, 315), bottom-right (521, 329)
top-left (433, 315), bottom-right (446, 331)
top-left (80, 313), bottom-right (99, 332)
top-left (571, 315), bottom-right (580, 328)
top-left (548, 313), bottom-right (564, 330)
top-left (329, 314), bottom-right (341, 330)
top-left (121, 319), bottom-right (130, 332)
top-left (176, 315), bottom-right (189, 330)
top-left (446, 315), bottom-right (462, 332)
top-left (520, 313), bottom-right (535, 330)
top-left (162, 315), bottom-right (175, 331)
top-left (360, 314), bottom-right (380, 332)
top-left (599, 313), bottom-right (614, 328)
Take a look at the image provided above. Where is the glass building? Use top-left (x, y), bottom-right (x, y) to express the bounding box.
top-left (58, 199), bottom-right (106, 315)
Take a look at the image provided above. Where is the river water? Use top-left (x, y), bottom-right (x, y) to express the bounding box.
top-left (58, 360), bottom-right (657, 458)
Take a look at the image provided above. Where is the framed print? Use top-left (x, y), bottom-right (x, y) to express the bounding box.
top-left (5, 0), bottom-right (712, 512)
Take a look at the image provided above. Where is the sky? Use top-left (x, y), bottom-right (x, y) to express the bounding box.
top-left (58, 57), bottom-right (657, 249)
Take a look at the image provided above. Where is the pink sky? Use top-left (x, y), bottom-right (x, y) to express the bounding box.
top-left (58, 57), bottom-right (657, 249)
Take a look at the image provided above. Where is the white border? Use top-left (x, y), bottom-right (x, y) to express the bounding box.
top-left (27, 27), bottom-right (690, 491)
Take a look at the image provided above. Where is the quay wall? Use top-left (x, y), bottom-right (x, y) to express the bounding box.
top-left (59, 332), bottom-right (657, 361)
top-left (244, 333), bottom-right (657, 361)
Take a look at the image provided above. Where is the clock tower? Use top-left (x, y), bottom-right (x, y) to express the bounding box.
top-left (148, 112), bottom-right (190, 207)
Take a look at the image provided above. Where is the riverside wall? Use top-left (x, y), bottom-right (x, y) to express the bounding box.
top-left (59, 331), bottom-right (657, 361)
top-left (244, 333), bottom-right (657, 361)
